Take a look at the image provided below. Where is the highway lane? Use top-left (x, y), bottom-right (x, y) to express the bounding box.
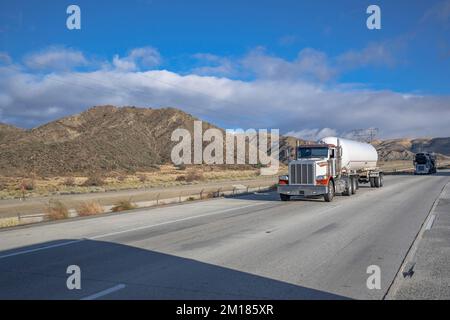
top-left (0, 171), bottom-right (449, 299)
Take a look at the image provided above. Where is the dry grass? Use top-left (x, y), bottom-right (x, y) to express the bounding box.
top-left (111, 199), bottom-right (137, 212)
top-left (117, 175), bottom-right (127, 182)
top-left (0, 165), bottom-right (267, 199)
top-left (0, 217), bottom-right (20, 228)
top-left (138, 174), bottom-right (147, 183)
top-left (185, 170), bottom-right (204, 182)
top-left (21, 179), bottom-right (35, 191)
top-left (0, 179), bottom-right (6, 191)
top-left (82, 175), bottom-right (105, 187)
top-left (77, 201), bottom-right (104, 216)
top-left (45, 200), bottom-right (70, 220)
top-left (63, 177), bottom-right (76, 187)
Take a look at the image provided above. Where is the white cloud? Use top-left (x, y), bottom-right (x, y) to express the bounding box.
top-left (197, 43), bottom-right (397, 82)
top-left (0, 52), bottom-right (12, 65)
top-left (241, 47), bottom-right (336, 82)
top-left (191, 53), bottom-right (235, 77)
top-left (24, 47), bottom-right (87, 71)
top-left (112, 47), bottom-right (161, 71)
top-left (285, 128), bottom-right (338, 141)
top-left (1, 46), bottom-right (449, 139)
top-left (336, 42), bottom-right (396, 69)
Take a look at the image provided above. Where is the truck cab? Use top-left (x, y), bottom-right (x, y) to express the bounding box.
top-left (278, 144), bottom-right (338, 202)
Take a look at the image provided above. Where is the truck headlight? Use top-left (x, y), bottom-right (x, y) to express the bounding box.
top-left (315, 175), bottom-right (329, 185)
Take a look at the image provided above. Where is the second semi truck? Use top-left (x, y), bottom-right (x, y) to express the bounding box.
top-left (277, 137), bottom-right (383, 202)
top-left (414, 152), bottom-right (437, 175)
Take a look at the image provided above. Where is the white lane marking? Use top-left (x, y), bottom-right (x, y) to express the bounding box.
top-left (80, 284), bottom-right (126, 300)
top-left (0, 240), bottom-right (83, 260)
top-left (425, 215), bottom-right (436, 230)
top-left (90, 202), bottom-right (267, 240)
top-left (0, 202), bottom-right (268, 258)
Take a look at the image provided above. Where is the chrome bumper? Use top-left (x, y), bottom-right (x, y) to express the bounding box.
top-left (277, 185), bottom-right (327, 196)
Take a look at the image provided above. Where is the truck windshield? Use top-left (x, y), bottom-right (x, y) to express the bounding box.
top-left (298, 147), bottom-right (328, 159)
top-left (415, 154), bottom-right (428, 164)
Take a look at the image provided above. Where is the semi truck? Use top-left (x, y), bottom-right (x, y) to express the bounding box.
top-left (277, 137), bottom-right (383, 202)
top-left (414, 152), bottom-right (437, 175)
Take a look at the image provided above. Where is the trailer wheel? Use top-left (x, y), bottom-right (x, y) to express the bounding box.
top-left (370, 177), bottom-right (375, 188)
top-left (379, 175), bottom-right (384, 187)
top-left (280, 194), bottom-right (291, 201)
top-left (374, 176), bottom-right (381, 188)
top-left (324, 181), bottom-right (334, 202)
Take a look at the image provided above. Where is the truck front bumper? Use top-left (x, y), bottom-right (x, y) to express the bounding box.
top-left (277, 185), bottom-right (328, 197)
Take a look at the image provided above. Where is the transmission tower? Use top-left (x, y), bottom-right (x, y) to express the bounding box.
top-left (348, 128), bottom-right (379, 143)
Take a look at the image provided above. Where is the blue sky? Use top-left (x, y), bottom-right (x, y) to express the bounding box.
top-left (0, 0), bottom-right (449, 138)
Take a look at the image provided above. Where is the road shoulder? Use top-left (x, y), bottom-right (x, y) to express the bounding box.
top-left (389, 181), bottom-right (450, 299)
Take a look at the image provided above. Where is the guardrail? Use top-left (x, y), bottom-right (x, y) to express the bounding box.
top-left (0, 183), bottom-right (277, 228)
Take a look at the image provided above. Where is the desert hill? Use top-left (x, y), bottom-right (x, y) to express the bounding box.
top-left (1, 106), bottom-right (449, 176)
top-left (0, 106), bottom-right (220, 176)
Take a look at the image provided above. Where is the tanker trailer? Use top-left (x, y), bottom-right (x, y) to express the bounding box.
top-left (277, 137), bottom-right (382, 202)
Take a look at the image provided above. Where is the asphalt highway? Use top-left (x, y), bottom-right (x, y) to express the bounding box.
top-left (0, 171), bottom-right (448, 299)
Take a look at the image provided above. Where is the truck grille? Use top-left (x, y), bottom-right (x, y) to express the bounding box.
top-left (290, 163), bottom-right (314, 185)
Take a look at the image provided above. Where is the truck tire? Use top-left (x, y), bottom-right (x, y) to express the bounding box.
top-left (379, 175), bottom-right (384, 187)
top-left (324, 181), bottom-right (334, 202)
top-left (351, 177), bottom-right (357, 194)
top-left (374, 176), bottom-right (381, 188)
top-left (343, 178), bottom-right (352, 196)
top-left (370, 177), bottom-right (375, 188)
top-left (280, 194), bottom-right (291, 201)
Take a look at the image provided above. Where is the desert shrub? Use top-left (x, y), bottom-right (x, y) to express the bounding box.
top-left (77, 201), bottom-right (104, 216)
top-left (185, 171), bottom-right (204, 182)
top-left (63, 177), bottom-right (76, 187)
top-left (176, 164), bottom-right (187, 170)
top-left (46, 200), bottom-right (69, 220)
top-left (21, 179), bottom-right (35, 191)
top-left (111, 199), bottom-right (136, 212)
top-left (175, 175), bottom-right (186, 182)
top-left (149, 164), bottom-right (160, 171)
top-left (138, 174), bottom-right (147, 183)
top-left (117, 175), bottom-right (127, 182)
top-left (187, 196), bottom-right (196, 201)
top-left (0, 179), bottom-right (7, 191)
top-left (82, 175), bottom-right (105, 187)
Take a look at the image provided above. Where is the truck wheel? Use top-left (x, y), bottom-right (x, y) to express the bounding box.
top-left (343, 179), bottom-right (352, 196)
top-left (280, 194), bottom-right (291, 201)
top-left (324, 181), bottom-right (334, 202)
top-left (370, 177), bottom-right (375, 188)
top-left (351, 177), bottom-right (357, 194)
top-left (379, 175), bottom-right (384, 187)
top-left (355, 179), bottom-right (359, 190)
top-left (374, 176), bottom-right (381, 188)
